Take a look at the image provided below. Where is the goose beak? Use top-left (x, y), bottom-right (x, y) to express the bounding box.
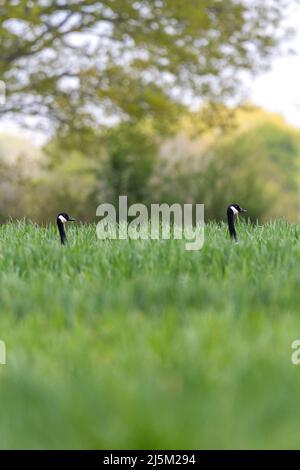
top-left (240, 208), bottom-right (247, 213)
top-left (69, 217), bottom-right (76, 221)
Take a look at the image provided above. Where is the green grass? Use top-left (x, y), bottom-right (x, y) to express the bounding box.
top-left (1, 219), bottom-right (300, 449)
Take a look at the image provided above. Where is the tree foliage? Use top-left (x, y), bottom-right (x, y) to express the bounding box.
top-left (0, 0), bottom-right (296, 130)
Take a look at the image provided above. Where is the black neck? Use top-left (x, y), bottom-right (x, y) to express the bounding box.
top-left (227, 210), bottom-right (237, 241)
top-left (57, 220), bottom-right (67, 245)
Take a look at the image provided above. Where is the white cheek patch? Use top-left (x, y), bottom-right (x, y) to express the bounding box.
top-left (58, 215), bottom-right (67, 224)
top-left (230, 206), bottom-right (239, 215)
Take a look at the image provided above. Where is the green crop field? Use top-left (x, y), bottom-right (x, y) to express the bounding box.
top-left (1, 219), bottom-right (300, 449)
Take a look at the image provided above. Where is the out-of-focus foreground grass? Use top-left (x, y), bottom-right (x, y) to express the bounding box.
top-left (1, 220), bottom-right (300, 449)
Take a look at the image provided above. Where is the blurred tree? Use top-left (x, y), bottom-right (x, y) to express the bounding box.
top-left (0, 0), bottom-right (296, 132)
top-left (100, 122), bottom-right (157, 206)
top-left (0, 134), bottom-right (41, 222)
top-left (0, 153), bottom-right (29, 222)
top-left (27, 153), bottom-right (98, 223)
top-left (36, 120), bottom-right (157, 222)
top-left (151, 108), bottom-right (300, 222)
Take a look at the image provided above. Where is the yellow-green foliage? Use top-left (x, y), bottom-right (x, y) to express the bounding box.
top-left (153, 107), bottom-right (300, 222)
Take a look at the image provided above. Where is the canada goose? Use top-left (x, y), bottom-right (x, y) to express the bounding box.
top-left (227, 204), bottom-right (247, 241)
top-left (56, 212), bottom-right (75, 245)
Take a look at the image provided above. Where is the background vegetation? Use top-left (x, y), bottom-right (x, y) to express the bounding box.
top-left (1, 106), bottom-right (299, 223)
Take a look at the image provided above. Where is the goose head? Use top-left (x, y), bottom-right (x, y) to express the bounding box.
top-left (57, 213), bottom-right (76, 224)
top-left (227, 204), bottom-right (247, 216)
